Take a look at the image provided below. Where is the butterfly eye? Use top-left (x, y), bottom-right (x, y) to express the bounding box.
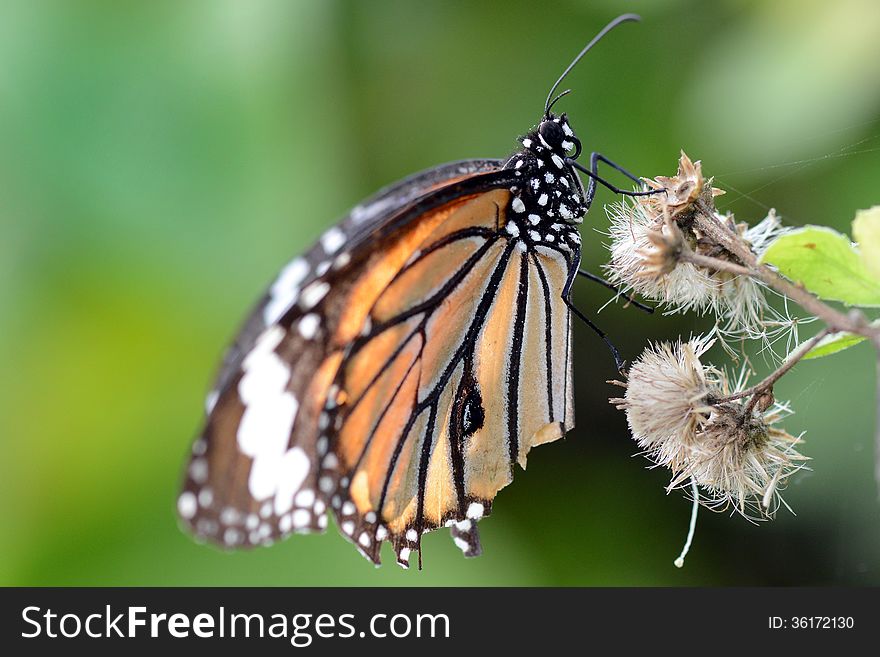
top-left (538, 120), bottom-right (565, 148)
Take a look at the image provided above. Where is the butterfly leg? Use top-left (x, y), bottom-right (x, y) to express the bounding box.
top-left (576, 269), bottom-right (653, 313)
top-left (570, 152), bottom-right (660, 211)
top-left (591, 152), bottom-right (644, 186)
top-left (561, 253), bottom-right (625, 371)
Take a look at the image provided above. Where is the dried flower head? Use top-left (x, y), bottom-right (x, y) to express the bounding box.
top-left (612, 336), bottom-right (807, 518)
top-left (611, 336), bottom-right (717, 472)
top-left (641, 151), bottom-right (724, 219)
top-left (675, 398), bottom-right (806, 517)
top-left (604, 200), bottom-right (719, 314)
top-left (603, 153), bottom-right (785, 336)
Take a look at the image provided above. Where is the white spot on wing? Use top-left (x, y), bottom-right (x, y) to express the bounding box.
top-left (177, 492), bottom-right (197, 519)
top-left (264, 258), bottom-right (309, 325)
top-left (300, 281), bottom-right (330, 309)
top-left (236, 327), bottom-right (304, 503)
top-left (297, 313), bottom-right (320, 339)
top-left (198, 487), bottom-right (213, 508)
top-left (320, 227), bottom-right (346, 254)
top-left (189, 458), bottom-right (208, 484)
top-left (292, 509), bottom-right (311, 529)
top-left (351, 197), bottom-right (395, 225)
top-left (272, 446), bottom-right (310, 516)
top-left (399, 547), bottom-right (411, 566)
top-left (295, 488), bottom-right (315, 508)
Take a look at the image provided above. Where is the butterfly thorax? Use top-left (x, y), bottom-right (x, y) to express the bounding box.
top-left (502, 113), bottom-right (586, 247)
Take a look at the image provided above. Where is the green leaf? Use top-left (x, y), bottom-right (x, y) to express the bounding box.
top-left (802, 332), bottom-right (868, 360)
top-left (760, 226), bottom-right (880, 307)
top-left (853, 206), bottom-right (880, 280)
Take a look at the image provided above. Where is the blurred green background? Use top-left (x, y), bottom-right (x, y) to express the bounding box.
top-left (2, 0), bottom-right (879, 586)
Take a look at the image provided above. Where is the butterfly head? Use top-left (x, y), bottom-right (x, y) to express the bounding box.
top-left (537, 113), bottom-right (581, 160)
top-left (507, 113), bottom-right (588, 226)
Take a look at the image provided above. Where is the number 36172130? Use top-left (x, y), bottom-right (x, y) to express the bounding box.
top-left (769, 617), bottom-right (854, 629)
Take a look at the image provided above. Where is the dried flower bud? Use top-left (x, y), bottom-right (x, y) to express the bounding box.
top-left (641, 151), bottom-right (724, 219)
top-left (637, 219), bottom-right (685, 279)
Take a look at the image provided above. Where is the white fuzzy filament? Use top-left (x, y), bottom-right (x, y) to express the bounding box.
top-left (675, 479), bottom-right (700, 568)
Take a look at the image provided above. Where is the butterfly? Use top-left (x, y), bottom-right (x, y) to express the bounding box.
top-left (178, 14), bottom-right (656, 569)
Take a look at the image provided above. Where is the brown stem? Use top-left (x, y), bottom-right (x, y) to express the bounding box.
top-left (714, 328), bottom-right (830, 406)
top-left (679, 251), bottom-right (753, 277)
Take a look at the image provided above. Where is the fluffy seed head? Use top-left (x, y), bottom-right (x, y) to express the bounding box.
top-left (604, 201), bottom-right (719, 314)
top-left (612, 336), bottom-right (717, 471)
top-left (613, 336), bottom-right (807, 518)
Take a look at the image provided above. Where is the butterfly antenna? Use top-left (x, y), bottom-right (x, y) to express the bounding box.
top-left (544, 13), bottom-right (641, 117)
top-left (546, 88), bottom-right (573, 114)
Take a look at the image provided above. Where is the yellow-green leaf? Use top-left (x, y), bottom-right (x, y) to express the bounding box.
top-left (760, 226), bottom-right (880, 307)
top-left (802, 331), bottom-right (867, 360)
top-left (853, 206), bottom-right (880, 280)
